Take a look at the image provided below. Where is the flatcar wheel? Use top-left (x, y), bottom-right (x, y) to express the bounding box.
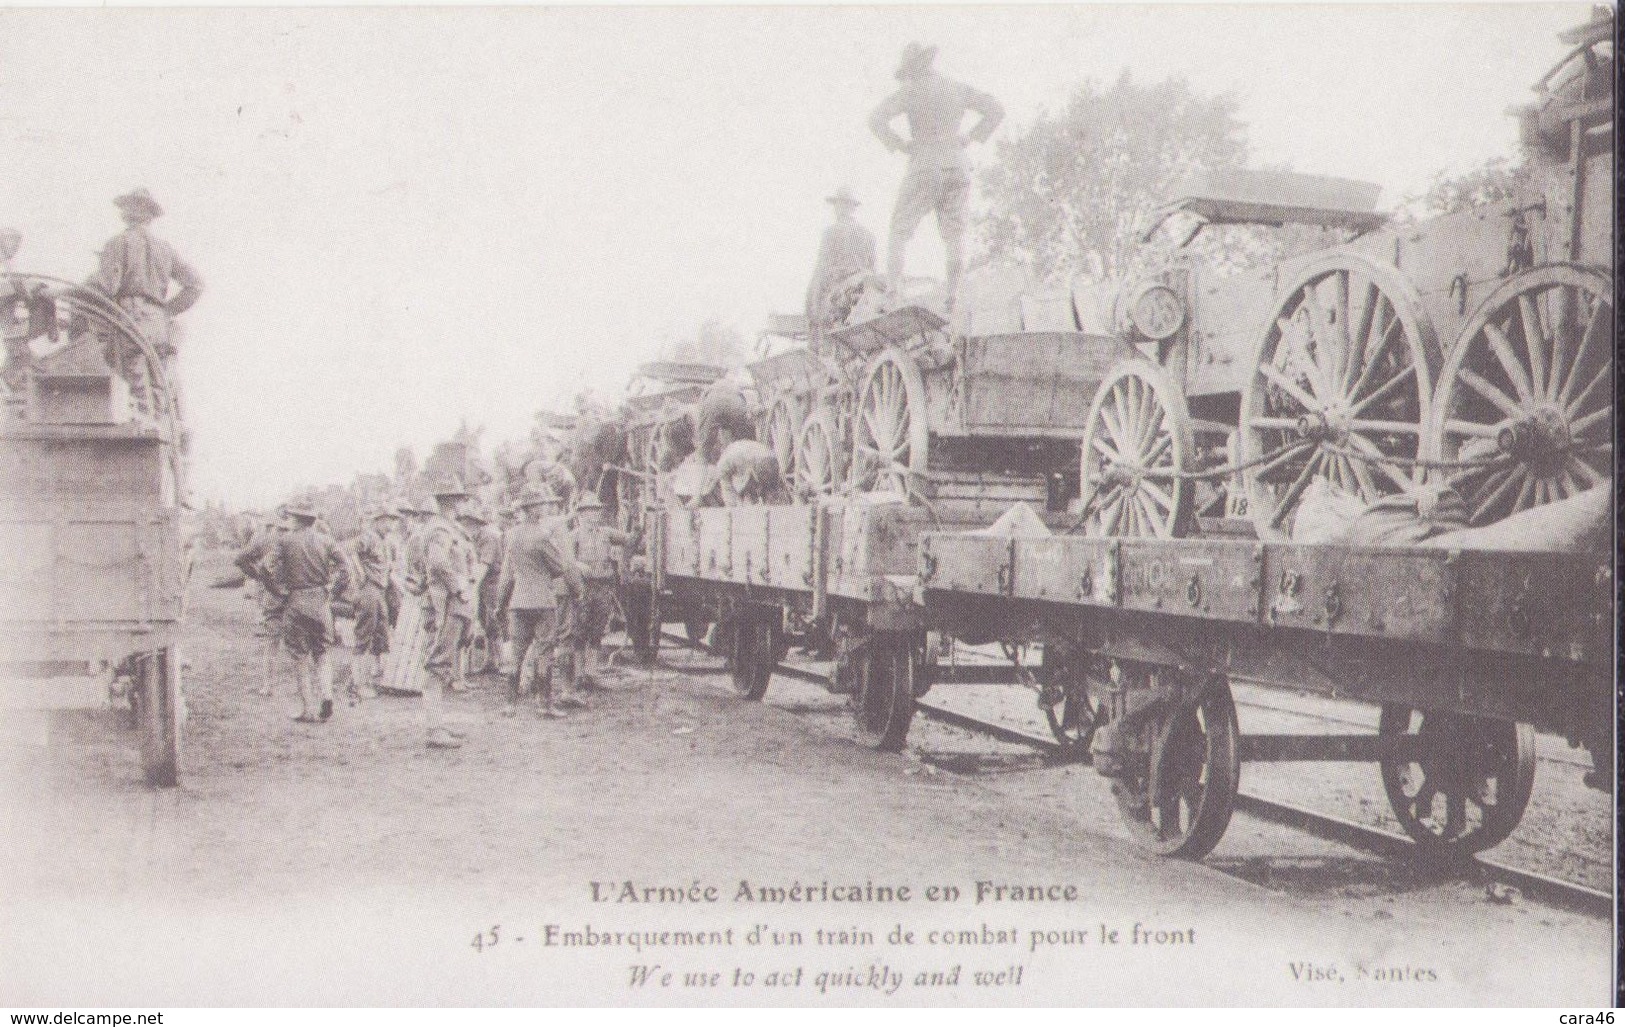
top-left (1037, 641), bottom-right (1100, 757)
top-left (138, 647), bottom-right (182, 788)
top-left (1111, 677), bottom-right (1239, 858)
top-left (852, 635), bottom-right (917, 751)
top-left (1042, 677), bottom-right (1103, 758)
top-left (1377, 705), bottom-right (1535, 859)
top-left (850, 347), bottom-right (928, 496)
top-left (729, 617), bottom-right (777, 701)
top-left (1239, 254), bottom-right (1439, 540)
top-left (1424, 265), bottom-right (1612, 525)
top-left (1079, 360), bottom-right (1195, 538)
top-left (795, 411), bottom-right (843, 497)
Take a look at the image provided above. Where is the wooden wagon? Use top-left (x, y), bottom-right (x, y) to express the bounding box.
top-left (0, 276), bottom-right (187, 785)
top-left (748, 303), bottom-right (1135, 508)
top-left (1078, 11), bottom-right (1612, 542)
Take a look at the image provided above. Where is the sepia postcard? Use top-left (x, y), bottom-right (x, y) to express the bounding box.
top-left (0, 2), bottom-right (1615, 1010)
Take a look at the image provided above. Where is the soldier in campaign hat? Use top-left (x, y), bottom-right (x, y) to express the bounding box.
top-left (347, 505), bottom-right (402, 699)
top-left (412, 476), bottom-right (478, 747)
top-left (240, 502), bottom-right (350, 723)
top-left (234, 506), bottom-right (291, 698)
top-left (456, 503), bottom-right (503, 684)
top-left (497, 482), bottom-right (583, 718)
top-left (566, 492), bottom-right (631, 691)
top-left (868, 43), bottom-right (1004, 309)
top-left (90, 188), bottom-right (204, 417)
top-left (805, 185), bottom-right (877, 332)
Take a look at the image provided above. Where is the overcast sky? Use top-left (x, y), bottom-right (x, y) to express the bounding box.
top-left (0, 3), bottom-right (1590, 507)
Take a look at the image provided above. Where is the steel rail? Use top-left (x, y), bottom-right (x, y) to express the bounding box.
top-left (653, 626), bottom-right (1609, 919)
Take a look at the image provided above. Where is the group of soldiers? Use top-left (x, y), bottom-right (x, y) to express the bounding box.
top-left (234, 475), bottom-right (629, 750)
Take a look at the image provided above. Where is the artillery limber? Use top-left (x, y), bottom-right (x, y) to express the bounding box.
top-left (1078, 12), bottom-right (1612, 544)
top-left (0, 274), bottom-right (187, 786)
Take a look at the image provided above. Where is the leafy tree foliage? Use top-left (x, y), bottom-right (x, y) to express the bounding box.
top-left (1398, 155), bottom-right (1534, 221)
top-left (977, 71), bottom-right (1251, 285)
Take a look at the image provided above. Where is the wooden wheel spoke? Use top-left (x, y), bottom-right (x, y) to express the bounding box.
top-left (1564, 358), bottom-right (1610, 421)
top-left (1554, 299), bottom-right (1611, 402)
top-left (1512, 473), bottom-right (1537, 512)
top-left (1269, 450), bottom-right (1322, 529)
top-left (1345, 452), bottom-right (1378, 499)
top-left (1347, 314), bottom-right (1401, 403)
top-left (1565, 454), bottom-right (1602, 488)
top-left (1345, 432), bottom-right (1414, 493)
top-left (1565, 405), bottom-right (1610, 444)
top-left (1348, 361), bottom-right (1415, 416)
top-left (1343, 277), bottom-right (1377, 394)
top-left (1092, 436), bottom-right (1122, 462)
top-left (1100, 404), bottom-right (1129, 453)
top-left (1099, 492), bottom-right (1126, 534)
top-left (1299, 284), bottom-right (1337, 400)
top-left (1348, 418), bottom-right (1420, 435)
top-left (1483, 322), bottom-right (1535, 403)
top-left (1443, 416), bottom-right (1507, 440)
top-left (1139, 479), bottom-right (1174, 513)
top-left (1473, 466), bottom-right (1523, 521)
top-left (1517, 293), bottom-right (1547, 400)
top-left (1136, 492), bottom-right (1169, 537)
top-left (1455, 367), bottom-right (1524, 419)
top-left (1258, 362), bottom-right (1319, 413)
top-left (1253, 439), bottom-right (1312, 482)
top-left (1142, 433), bottom-right (1173, 469)
top-left (1248, 415), bottom-right (1301, 432)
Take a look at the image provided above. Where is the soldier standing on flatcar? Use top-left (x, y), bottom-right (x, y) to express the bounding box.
top-left (87, 188), bottom-right (203, 414)
top-left (868, 43), bottom-right (1004, 309)
top-left (260, 504), bottom-right (350, 723)
top-left (567, 494), bottom-right (629, 689)
top-left (804, 186), bottom-right (877, 333)
top-left (497, 484), bottom-right (583, 719)
top-left (415, 478), bottom-right (478, 748)
top-left (234, 508), bottom-right (290, 697)
top-left (347, 505), bottom-right (401, 700)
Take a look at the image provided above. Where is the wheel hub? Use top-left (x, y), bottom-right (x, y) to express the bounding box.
top-left (1496, 405), bottom-right (1572, 467)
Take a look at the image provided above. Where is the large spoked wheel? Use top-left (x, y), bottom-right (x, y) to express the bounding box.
top-left (1038, 642), bottom-right (1102, 758)
top-left (1080, 360), bottom-right (1196, 538)
top-left (1239, 255), bottom-right (1439, 540)
top-left (729, 616), bottom-right (777, 701)
top-left (1424, 265), bottom-right (1612, 524)
top-left (795, 409), bottom-right (844, 497)
top-left (1111, 677), bottom-right (1239, 858)
top-left (1378, 705), bottom-right (1535, 859)
top-left (135, 647), bottom-right (182, 788)
top-left (850, 347), bottom-right (928, 496)
top-left (851, 634), bottom-right (917, 751)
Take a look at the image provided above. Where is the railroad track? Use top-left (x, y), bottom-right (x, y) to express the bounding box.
top-left (653, 629), bottom-right (1610, 919)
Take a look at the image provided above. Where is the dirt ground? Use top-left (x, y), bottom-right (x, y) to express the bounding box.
top-left (0, 572), bottom-right (1612, 1007)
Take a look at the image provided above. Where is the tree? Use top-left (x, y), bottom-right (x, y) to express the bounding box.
top-left (977, 71), bottom-right (1251, 285)
top-left (1398, 155), bottom-right (1534, 221)
top-left (667, 317), bottom-right (747, 369)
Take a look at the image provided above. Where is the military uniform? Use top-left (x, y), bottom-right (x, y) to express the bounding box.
top-left (569, 509), bottom-right (629, 666)
top-left (868, 48), bottom-right (1004, 302)
top-left (349, 525), bottom-right (396, 657)
top-left (234, 524), bottom-right (286, 696)
top-left (267, 524), bottom-right (350, 661)
top-left (498, 496), bottom-right (582, 716)
top-left (417, 513), bottom-right (477, 690)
